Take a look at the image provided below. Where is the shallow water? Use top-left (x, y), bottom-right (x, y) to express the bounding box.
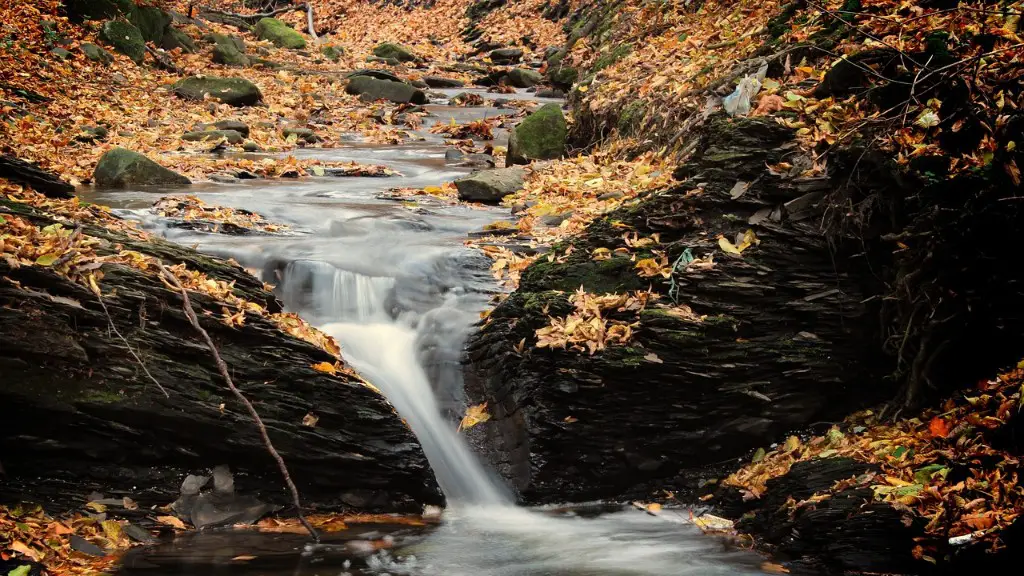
top-left (93, 88), bottom-right (776, 575)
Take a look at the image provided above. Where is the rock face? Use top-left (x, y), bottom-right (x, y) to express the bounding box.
top-left (254, 17), bottom-right (306, 49)
top-left (81, 42), bottom-right (114, 64)
top-left (0, 198), bottom-right (442, 512)
top-left (98, 20), bottom-right (146, 64)
top-left (93, 148), bottom-right (191, 187)
top-left (372, 42), bottom-right (416, 63)
top-left (345, 76), bottom-right (428, 105)
top-left (507, 68), bottom-right (543, 88)
top-left (454, 167), bottom-right (526, 203)
top-left (506, 103), bottom-right (566, 165)
top-left (463, 117), bottom-right (886, 503)
top-left (172, 77), bottom-right (262, 107)
top-left (182, 130), bottom-right (245, 144)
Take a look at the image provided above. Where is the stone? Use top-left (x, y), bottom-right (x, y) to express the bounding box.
top-left (50, 47), bottom-right (72, 60)
top-left (202, 32), bottom-right (244, 52)
top-left (424, 76), bottom-right (465, 88)
top-left (98, 20), bottom-right (146, 64)
top-left (213, 42), bottom-right (249, 67)
top-left (242, 141), bottom-right (262, 152)
top-left (347, 69), bottom-right (402, 83)
top-left (410, 79), bottom-right (429, 89)
top-left (543, 46), bottom-right (560, 61)
top-left (548, 65), bottom-right (579, 89)
top-left (454, 167), bottom-right (526, 203)
top-left (76, 125), bottom-right (109, 143)
top-left (253, 18), bottom-right (306, 50)
top-left (320, 45), bottom-right (343, 62)
top-left (372, 42), bottom-right (416, 63)
top-left (127, 5), bottom-right (171, 43)
top-left (489, 47), bottom-right (523, 64)
top-left (94, 148), bottom-right (191, 188)
top-left (81, 42), bottom-right (114, 64)
top-left (181, 130), bottom-right (244, 144)
top-left (283, 127), bottom-right (318, 144)
top-left (172, 76), bottom-right (262, 107)
top-left (507, 68), bottom-right (543, 88)
top-left (160, 26), bottom-right (196, 53)
top-left (536, 88), bottom-right (565, 98)
top-left (212, 120), bottom-right (250, 137)
top-left (506, 103), bottom-right (566, 166)
top-left (345, 76), bottom-right (427, 105)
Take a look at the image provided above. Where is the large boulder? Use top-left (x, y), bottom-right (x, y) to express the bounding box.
top-left (94, 148), bottom-right (191, 188)
top-left (98, 19), bottom-right (146, 64)
top-left (161, 26), bottom-right (197, 53)
top-left (454, 167), bottom-right (526, 203)
top-left (81, 42), bottom-right (114, 64)
top-left (506, 103), bottom-right (566, 166)
top-left (253, 18), bottom-right (306, 49)
top-left (172, 77), bottom-right (262, 107)
top-left (345, 76), bottom-right (427, 105)
top-left (507, 68), bottom-right (543, 88)
top-left (372, 42), bottom-right (417, 63)
top-left (127, 5), bottom-right (171, 43)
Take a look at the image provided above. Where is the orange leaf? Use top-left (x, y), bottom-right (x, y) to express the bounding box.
top-left (928, 416), bottom-right (950, 438)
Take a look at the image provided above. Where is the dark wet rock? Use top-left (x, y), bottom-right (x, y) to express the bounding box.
top-left (425, 76), bottom-right (466, 88)
top-left (320, 44), bottom-right (343, 61)
top-left (172, 76), bottom-right (262, 107)
top-left (160, 26), bottom-right (196, 53)
top-left (93, 147), bottom-right (191, 187)
top-left (0, 199), bottom-right (442, 512)
top-left (170, 466), bottom-right (276, 529)
top-left (123, 523), bottom-right (157, 544)
top-left (81, 41), bottom-right (114, 64)
top-left (0, 155), bottom-right (76, 199)
top-left (70, 534), bottom-right (106, 556)
top-left (489, 47), bottom-right (523, 64)
top-left (474, 69), bottom-right (509, 87)
top-left (202, 32), bottom-right (245, 52)
top-left (63, 0), bottom-right (126, 22)
top-left (76, 125), bottom-right (110, 143)
top-left (536, 88), bottom-right (565, 98)
top-left (444, 148), bottom-right (466, 163)
top-left (372, 42), bottom-right (417, 63)
top-left (410, 79), bottom-right (429, 89)
top-left (98, 19), bottom-right (145, 64)
top-left (345, 76), bottom-right (427, 105)
top-left (547, 65), bottom-right (578, 90)
top-left (208, 120), bottom-right (250, 137)
top-left (506, 103), bottom-right (566, 165)
top-left (543, 46), bottom-right (560, 61)
top-left (367, 55), bottom-right (401, 66)
top-left (182, 130), bottom-right (244, 144)
top-left (254, 17), bottom-right (306, 49)
top-left (283, 127), bottom-right (318, 144)
top-left (507, 68), bottom-right (543, 88)
top-left (212, 38), bottom-right (249, 67)
top-left (242, 141), bottom-right (262, 152)
top-left (539, 211), bottom-right (572, 226)
top-left (347, 68), bottom-right (403, 83)
top-left (455, 167), bottom-right (526, 203)
top-left (127, 5), bottom-right (171, 43)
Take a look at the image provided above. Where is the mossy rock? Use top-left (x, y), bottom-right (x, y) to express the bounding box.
top-left (254, 18), bottom-right (306, 50)
top-left (506, 103), bottom-right (567, 166)
top-left (181, 130), bottom-right (245, 144)
top-left (344, 76), bottom-right (427, 105)
top-left (160, 26), bottom-right (197, 53)
top-left (320, 45), bottom-right (343, 62)
top-left (372, 42), bottom-right (416, 63)
top-left (592, 43), bottom-right (632, 73)
top-left (80, 42), bottom-right (113, 64)
top-left (172, 76), bottom-right (262, 107)
top-left (507, 68), bottom-right (543, 88)
top-left (547, 65), bottom-right (578, 89)
top-left (94, 148), bottom-right (191, 188)
top-left (212, 41), bottom-right (250, 67)
top-left (127, 5), bottom-right (171, 43)
top-left (98, 19), bottom-right (145, 64)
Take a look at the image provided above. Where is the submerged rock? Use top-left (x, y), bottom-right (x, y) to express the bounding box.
top-left (454, 167), bottom-right (526, 203)
top-left (345, 76), bottom-right (428, 105)
top-left (506, 103), bottom-right (566, 165)
top-left (93, 147), bottom-right (191, 187)
top-left (254, 17), bottom-right (306, 49)
top-left (172, 76), bottom-right (262, 107)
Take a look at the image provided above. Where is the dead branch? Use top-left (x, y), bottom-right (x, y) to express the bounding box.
top-left (94, 287), bottom-right (170, 399)
top-left (158, 264), bottom-right (319, 542)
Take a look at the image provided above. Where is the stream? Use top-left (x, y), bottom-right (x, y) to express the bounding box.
top-left (82, 88), bottom-right (772, 575)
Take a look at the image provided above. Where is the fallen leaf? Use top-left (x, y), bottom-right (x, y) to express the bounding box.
top-left (458, 403), bottom-right (491, 431)
top-left (155, 516), bottom-right (187, 530)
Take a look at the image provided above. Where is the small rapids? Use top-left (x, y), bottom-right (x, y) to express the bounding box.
top-left (98, 89), bottom-right (771, 575)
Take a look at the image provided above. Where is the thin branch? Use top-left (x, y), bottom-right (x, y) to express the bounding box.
top-left (158, 264), bottom-right (318, 542)
top-left (94, 289), bottom-right (170, 398)
top-left (306, 3), bottom-right (319, 44)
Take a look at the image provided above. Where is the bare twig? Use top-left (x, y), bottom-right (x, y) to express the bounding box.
top-left (158, 264), bottom-right (318, 542)
top-left (94, 289), bottom-right (170, 398)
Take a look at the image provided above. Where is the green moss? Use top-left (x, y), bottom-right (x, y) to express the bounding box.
top-left (616, 100), bottom-right (645, 136)
top-left (372, 42), bottom-right (416, 62)
top-left (254, 18), bottom-right (306, 49)
top-left (507, 103), bottom-right (567, 165)
top-left (81, 389), bottom-right (124, 403)
top-left (520, 255), bottom-right (645, 294)
top-left (548, 65), bottom-right (578, 89)
top-left (592, 43), bottom-right (632, 73)
top-left (127, 5), bottom-right (171, 43)
top-left (766, 2), bottom-right (802, 38)
top-left (98, 19), bottom-right (145, 64)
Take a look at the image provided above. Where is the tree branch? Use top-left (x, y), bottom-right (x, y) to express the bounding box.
top-left (158, 264), bottom-right (318, 542)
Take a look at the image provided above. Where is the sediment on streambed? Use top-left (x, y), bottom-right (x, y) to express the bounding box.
top-left (0, 191), bottom-right (442, 514)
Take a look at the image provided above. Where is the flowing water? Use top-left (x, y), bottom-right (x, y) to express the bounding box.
top-left (86, 89), bottom-right (771, 575)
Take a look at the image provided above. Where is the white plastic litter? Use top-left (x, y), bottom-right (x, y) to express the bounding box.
top-left (723, 62), bottom-right (769, 117)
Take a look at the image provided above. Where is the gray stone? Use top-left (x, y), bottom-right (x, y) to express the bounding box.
top-left (320, 45), bottom-right (343, 62)
top-left (366, 55), bottom-right (401, 66)
top-left (242, 141), bottom-right (262, 152)
top-left (424, 76), bottom-right (465, 88)
top-left (94, 148), bottom-right (191, 188)
top-left (213, 42), bottom-right (249, 66)
top-left (536, 88), bottom-right (565, 98)
top-left (161, 26), bottom-right (196, 53)
top-left (506, 103), bottom-right (566, 166)
top-left (50, 47), bottom-right (72, 60)
top-left (182, 130), bottom-right (244, 144)
top-left (347, 69), bottom-right (402, 83)
top-left (372, 42), bottom-right (416, 63)
top-left (410, 79), bottom-right (429, 89)
top-left (172, 76), bottom-right (262, 107)
top-left (507, 68), bottom-right (543, 88)
top-left (212, 120), bottom-right (249, 137)
top-left (489, 48), bottom-right (523, 64)
top-left (81, 42), bottom-right (114, 64)
top-left (345, 76), bottom-right (427, 105)
top-left (98, 20), bottom-right (145, 64)
top-left (598, 191), bottom-right (624, 201)
top-left (283, 127), bottom-right (318, 143)
top-left (454, 167), bottom-right (526, 203)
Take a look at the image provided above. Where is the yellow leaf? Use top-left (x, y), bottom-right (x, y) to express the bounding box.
top-left (35, 253), bottom-right (59, 266)
top-left (85, 501), bottom-right (107, 513)
top-left (101, 519), bottom-right (123, 542)
top-left (232, 555), bottom-right (258, 561)
top-left (10, 541), bottom-right (42, 561)
top-left (718, 235), bottom-right (743, 256)
top-left (302, 412), bottom-right (319, 428)
top-left (458, 403), bottom-right (491, 431)
top-left (156, 515), bottom-right (187, 530)
top-left (311, 362), bottom-right (337, 375)
top-left (577, 84), bottom-right (589, 93)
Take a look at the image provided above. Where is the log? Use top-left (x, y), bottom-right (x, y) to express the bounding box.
top-left (0, 198), bottom-right (441, 512)
top-left (0, 155), bottom-right (75, 199)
